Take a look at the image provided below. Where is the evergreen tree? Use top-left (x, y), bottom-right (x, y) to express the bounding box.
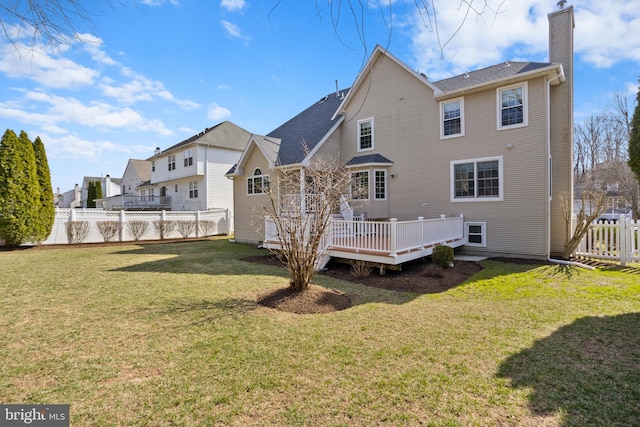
top-left (0, 129), bottom-right (40, 246)
top-left (33, 136), bottom-right (55, 242)
top-left (87, 180), bottom-right (96, 208)
top-left (629, 81), bottom-right (640, 184)
top-left (95, 179), bottom-right (103, 201)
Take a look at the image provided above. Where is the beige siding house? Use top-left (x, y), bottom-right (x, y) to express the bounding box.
top-left (228, 6), bottom-right (575, 262)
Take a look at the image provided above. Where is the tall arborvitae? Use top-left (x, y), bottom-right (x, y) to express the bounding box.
top-left (628, 80), bottom-right (640, 185)
top-left (0, 129), bottom-right (40, 246)
top-left (95, 179), bottom-right (103, 201)
top-left (33, 136), bottom-right (55, 242)
top-left (18, 131), bottom-right (41, 242)
top-left (87, 180), bottom-right (96, 208)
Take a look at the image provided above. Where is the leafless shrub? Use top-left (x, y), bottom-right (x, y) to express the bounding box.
top-left (96, 221), bottom-right (120, 242)
top-left (561, 190), bottom-right (608, 259)
top-left (153, 220), bottom-right (176, 240)
top-left (350, 261), bottom-right (372, 278)
top-left (126, 220), bottom-right (149, 241)
top-left (177, 220), bottom-right (196, 238)
top-left (199, 220), bottom-right (217, 236)
top-left (65, 221), bottom-right (89, 244)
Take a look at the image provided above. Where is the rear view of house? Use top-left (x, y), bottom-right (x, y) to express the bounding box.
top-left (229, 5), bottom-right (575, 263)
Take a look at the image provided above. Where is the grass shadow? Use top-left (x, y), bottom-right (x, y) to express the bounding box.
top-left (139, 297), bottom-right (258, 325)
top-left (497, 312), bottom-right (640, 426)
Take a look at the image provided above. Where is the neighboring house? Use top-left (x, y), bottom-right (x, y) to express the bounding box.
top-left (54, 184), bottom-right (82, 208)
top-left (98, 159), bottom-right (155, 210)
top-left (140, 121), bottom-right (252, 212)
top-left (228, 6), bottom-right (575, 262)
top-left (81, 175), bottom-right (122, 208)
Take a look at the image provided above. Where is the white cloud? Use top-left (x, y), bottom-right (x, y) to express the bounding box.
top-left (207, 102), bottom-right (232, 120)
top-left (221, 0), bottom-right (246, 12)
top-left (221, 20), bottom-right (242, 38)
top-left (76, 33), bottom-right (118, 66)
top-left (0, 42), bottom-right (98, 88)
top-left (408, 0), bottom-right (640, 79)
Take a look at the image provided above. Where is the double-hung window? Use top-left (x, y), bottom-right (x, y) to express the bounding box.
top-left (440, 98), bottom-right (464, 138)
top-left (451, 156), bottom-right (503, 201)
top-left (351, 171), bottom-right (369, 200)
top-left (357, 118), bottom-right (374, 151)
top-left (168, 154), bottom-right (176, 171)
top-left (247, 168), bottom-right (270, 195)
top-left (497, 82), bottom-right (527, 129)
top-left (184, 149), bottom-right (193, 167)
top-left (189, 181), bottom-right (198, 198)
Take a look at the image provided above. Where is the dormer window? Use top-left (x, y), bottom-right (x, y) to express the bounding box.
top-left (357, 118), bottom-right (374, 152)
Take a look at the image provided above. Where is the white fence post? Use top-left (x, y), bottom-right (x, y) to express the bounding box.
top-left (119, 210), bottom-right (126, 242)
top-left (196, 211), bottom-right (201, 238)
top-left (619, 216), bottom-right (628, 267)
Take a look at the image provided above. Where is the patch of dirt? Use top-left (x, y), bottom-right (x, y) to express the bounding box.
top-left (257, 285), bottom-right (351, 315)
top-left (245, 254), bottom-right (483, 314)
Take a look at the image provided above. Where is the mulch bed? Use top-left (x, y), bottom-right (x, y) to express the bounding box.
top-left (245, 254), bottom-right (483, 314)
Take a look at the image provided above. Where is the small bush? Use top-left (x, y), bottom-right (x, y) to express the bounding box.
top-left (126, 221), bottom-right (149, 241)
top-left (97, 221), bottom-right (121, 242)
top-left (199, 220), bottom-right (217, 236)
top-left (65, 221), bottom-right (90, 244)
top-left (350, 261), bottom-right (372, 278)
top-left (432, 245), bottom-right (454, 268)
top-left (152, 220), bottom-right (176, 240)
top-left (177, 220), bottom-right (196, 238)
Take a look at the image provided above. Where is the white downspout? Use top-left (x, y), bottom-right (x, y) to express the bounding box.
top-left (546, 73), bottom-right (594, 270)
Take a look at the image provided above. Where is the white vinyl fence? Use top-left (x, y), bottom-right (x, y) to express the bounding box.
top-left (42, 208), bottom-right (230, 245)
top-left (574, 217), bottom-right (640, 266)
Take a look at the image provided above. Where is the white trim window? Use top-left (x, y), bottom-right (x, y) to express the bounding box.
top-left (465, 222), bottom-right (486, 247)
top-left (151, 161), bottom-right (155, 172)
top-left (247, 168), bottom-right (270, 195)
top-left (374, 169), bottom-right (387, 200)
top-left (357, 117), bottom-right (374, 152)
top-left (440, 97), bottom-right (464, 138)
top-left (184, 149), bottom-right (193, 167)
top-left (497, 82), bottom-right (528, 130)
top-left (351, 171), bottom-right (369, 200)
top-left (189, 181), bottom-right (198, 199)
top-left (451, 156), bottom-right (503, 202)
top-left (168, 154), bottom-right (176, 171)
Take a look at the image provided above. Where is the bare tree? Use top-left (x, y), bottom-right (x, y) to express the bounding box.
top-left (561, 190), bottom-right (608, 259)
top-left (0, 0), bottom-right (114, 47)
top-left (260, 152), bottom-right (361, 292)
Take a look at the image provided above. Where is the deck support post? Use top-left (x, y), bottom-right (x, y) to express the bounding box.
top-left (389, 218), bottom-right (398, 256)
top-left (440, 214), bottom-right (446, 244)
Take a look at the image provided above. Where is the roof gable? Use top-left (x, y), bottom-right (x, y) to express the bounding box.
top-left (156, 121), bottom-right (252, 157)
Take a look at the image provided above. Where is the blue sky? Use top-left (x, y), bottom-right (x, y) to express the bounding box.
top-left (1, 0), bottom-right (639, 191)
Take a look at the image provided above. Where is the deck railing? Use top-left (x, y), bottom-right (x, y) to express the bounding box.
top-left (265, 214), bottom-right (465, 257)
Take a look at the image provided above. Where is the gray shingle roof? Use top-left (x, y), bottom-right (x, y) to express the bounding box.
top-left (432, 61), bottom-right (552, 93)
top-left (267, 89), bottom-right (349, 166)
top-left (346, 154), bottom-right (393, 166)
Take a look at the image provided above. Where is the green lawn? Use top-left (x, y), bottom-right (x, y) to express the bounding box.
top-left (1, 237), bottom-right (639, 426)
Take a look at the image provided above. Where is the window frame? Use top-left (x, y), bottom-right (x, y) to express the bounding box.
top-left (351, 170), bottom-right (370, 200)
top-left (357, 117), bottom-right (374, 152)
top-left (167, 154), bottom-right (176, 171)
top-left (440, 97), bottom-right (465, 139)
top-left (497, 82), bottom-right (528, 130)
top-left (189, 180), bottom-right (198, 199)
top-left (450, 156), bottom-right (504, 202)
top-left (184, 149), bottom-right (193, 167)
top-left (464, 222), bottom-right (487, 247)
top-left (247, 168), bottom-right (270, 196)
top-left (374, 169), bottom-right (387, 201)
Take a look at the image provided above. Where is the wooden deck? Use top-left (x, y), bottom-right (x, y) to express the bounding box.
top-left (264, 215), bottom-right (466, 268)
